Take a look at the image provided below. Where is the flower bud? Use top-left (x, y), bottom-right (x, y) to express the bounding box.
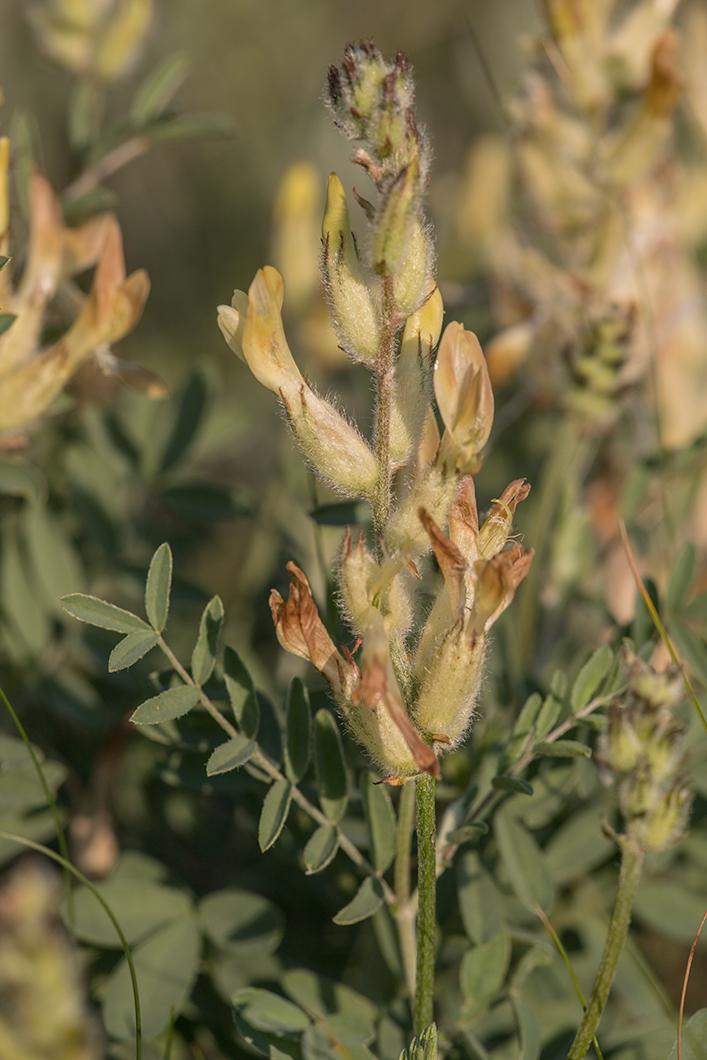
top-left (434, 323), bottom-right (494, 474)
top-left (413, 623), bottom-right (485, 746)
top-left (222, 266), bottom-right (378, 497)
top-left (350, 607), bottom-right (439, 780)
top-left (338, 530), bottom-right (379, 634)
top-left (338, 530), bottom-right (413, 638)
top-left (280, 384), bottom-right (378, 498)
top-left (326, 44), bottom-right (424, 181)
top-left (478, 479), bottom-right (530, 559)
top-left (28, 0), bottom-right (153, 81)
top-left (391, 217), bottom-right (433, 318)
top-left (599, 651), bottom-right (693, 853)
top-left (389, 285), bottom-right (443, 467)
top-left (642, 782), bottom-right (692, 853)
top-left (371, 159), bottom-right (421, 277)
top-left (321, 173), bottom-right (380, 362)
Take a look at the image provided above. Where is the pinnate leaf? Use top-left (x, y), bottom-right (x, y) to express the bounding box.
top-left (207, 734), bottom-right (257, 775)
top-left (495, 813), bottom-right (554, 911)
top-left (333, 877), bottom-right (384, 925)
top-left (570, 645), bottom-right (613, 712)
top-left (285, 678), bottom-right (311, 783)
top-left (145, 542), bottom-right (172, 631)
top-left (259, 778), bottom-right (292, 851)
top-left (314, 710), bottom-right (347, 824)
top-left (224, 645), bottom-right (260, 738)
top-left (131, 685), bottom-right (201, 725)
top-left (191, 595), bottom-right (224, 685)
top-left (61, 593), bottom-right (150, 633)
top-left (304, 824), bottom-right (339, 874)
top-left (362, 772), bottom-right (396, 873)
top-left (108, 629), bottom-right (159, 671)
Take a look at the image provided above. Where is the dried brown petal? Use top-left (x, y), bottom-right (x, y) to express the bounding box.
top-left (269, 562), bottom-right (356, 696)
top-left (419, 505), bottom-right (467, 618)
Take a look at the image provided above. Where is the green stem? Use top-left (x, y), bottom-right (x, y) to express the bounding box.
top-left (414, 772), bottom-right (437, 1035)
top-left (395, 779), bottom-right (417, 997)
top-left (567, 836), bottom-right (644, 1060)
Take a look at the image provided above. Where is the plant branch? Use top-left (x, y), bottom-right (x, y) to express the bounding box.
top-left (63, 136), bottom-right (150, 201)
top-left (567, 835), bottom-right (644, 1060)
top-left (414, 772), bottom-right (437, 1035)
top-left (156, 636), bottom-right (394, 902)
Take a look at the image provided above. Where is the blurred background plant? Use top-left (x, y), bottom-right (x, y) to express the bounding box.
top-left (1, 0), bottom-right (707, 1057)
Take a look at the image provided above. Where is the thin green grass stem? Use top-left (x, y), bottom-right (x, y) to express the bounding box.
top-left (0, 830), bottom-right (142, 1060)
top-left (534, 904), bottom-right (604, 1060)
top-left (0, 683), bottom-right (74, 921)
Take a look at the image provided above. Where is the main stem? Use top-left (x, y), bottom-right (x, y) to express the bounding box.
top-left (567, 836), bottom-right (644, 1060)
top-left (373, 275), bottom-right (398, 542)
top-left (414, 772), bottom-right (437, 1035)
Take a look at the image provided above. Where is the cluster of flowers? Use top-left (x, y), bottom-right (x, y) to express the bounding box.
top-left (219, 43), bottom-right (532, 782)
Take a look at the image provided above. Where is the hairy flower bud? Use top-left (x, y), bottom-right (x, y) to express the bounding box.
top-left (321, 173), bottom-right (380, 362)
top-left (326, 43), bottom-right (425, 180)
top-left (350, 607), bottom-right (439, 780)
top-left (389, 285), bottom-right (443, 467)
top-left (220, 266), bottom-right (378, 497)
top-left (371, 159), bottom-right (421, 277)
top-left (599, 650), bottom-right (693, 853)
top-left (434, 323), bottom-right (494, 474)
top-left (392, 218), bottom-right (434, 318)
top-left (338, 530), bottom-right (413, 638)
top-left (413, 500), bottom-right (532, 745)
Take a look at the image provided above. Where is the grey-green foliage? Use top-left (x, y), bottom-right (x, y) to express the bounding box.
top-left (57, 532), bottom-right (706, 1059)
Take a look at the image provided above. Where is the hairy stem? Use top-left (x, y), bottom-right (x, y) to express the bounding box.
top-left (567, 836), bottom-right (644, 1060)
top-left (414, 772), bottom-right (437, 1035)
top-left (373, 275), bottom-right (398, 542)
top-left (156, 636), bottom-right (394, 902)
top-left (395, 779), bottom-right (417, 997)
